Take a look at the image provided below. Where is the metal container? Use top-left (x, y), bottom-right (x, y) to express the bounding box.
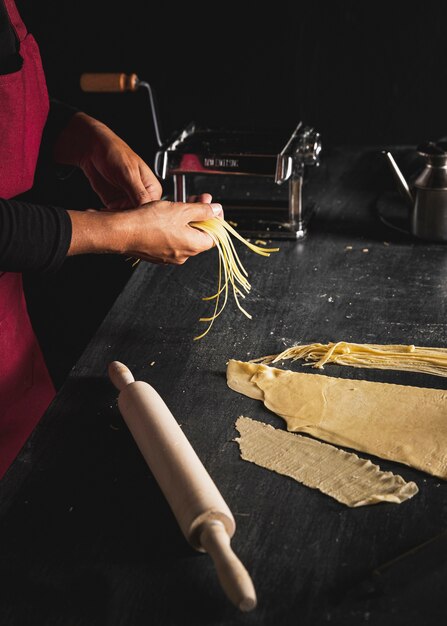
top-left (384, 142), bottom-right (447, 242)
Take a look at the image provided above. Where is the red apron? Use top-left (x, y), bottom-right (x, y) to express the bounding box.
top-left (0, 0), bottom-right (55, 478)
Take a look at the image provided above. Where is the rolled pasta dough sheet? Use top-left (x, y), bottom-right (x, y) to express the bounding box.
top-left (235, 417), bottom-right (418, 507)
top-left (227, 360), bottom-right (447, 479)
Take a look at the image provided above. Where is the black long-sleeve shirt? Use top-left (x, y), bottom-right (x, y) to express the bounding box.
top-left (0, 0), bottom-right (75, 273)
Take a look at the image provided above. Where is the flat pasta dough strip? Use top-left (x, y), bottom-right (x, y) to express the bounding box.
top-left (235, 417), bottom-right (418, 507)
top-left (227, 360), bottom-right (447, 479)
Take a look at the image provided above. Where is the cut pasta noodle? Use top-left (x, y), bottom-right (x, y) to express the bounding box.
top-left (251, 341), bottom-right (447, 377)
top-left (191, 219), bottom-right (279, 340)
top-left (125, 256), bottom-right (141, 267)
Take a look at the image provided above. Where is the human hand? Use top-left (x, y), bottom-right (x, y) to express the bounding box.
top-left (188, 192), bottom-right (213, 204)
top-left (123, 200), bottom-right (224, 264)
top-left (54, 112), bottom-right (162, 209)
top-left (67, 199), bottom-right (224, 264)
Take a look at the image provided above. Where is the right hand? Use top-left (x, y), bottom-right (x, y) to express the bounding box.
top-left (123, 200), bottom-right (224, 265)
top-left (67, 198), bottom-right (223, 263)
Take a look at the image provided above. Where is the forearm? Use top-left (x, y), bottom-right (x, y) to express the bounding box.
top-left (68, 200), bottom-right (219, 265)
top-left (1, 194), bottom-right (219, 272)
top-left (0, 200), bottom-right (135, 271)
top-left (67, 209), bottom-right (131, 256)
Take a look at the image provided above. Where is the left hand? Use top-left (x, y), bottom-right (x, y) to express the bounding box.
top-left (188, 192), bottom-right (213, 205)
top-left (54, 112), bottom-right (163, 209)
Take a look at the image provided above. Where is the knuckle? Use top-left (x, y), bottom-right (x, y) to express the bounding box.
top-left (172, 250), bottom-right (186, 264)
top-left (135, 188), bottom-right (149, 199)
top-left (151, 180), bottom-right (163, 194)
top-left (173, 254), bottom-right (187, 265)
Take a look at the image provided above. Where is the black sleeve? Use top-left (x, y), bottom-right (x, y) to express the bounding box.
top-left (44, 98), bottom-right (80, 154)
top-left (0, 198), bottom-right (72, 273)
top-left (38, 98), bottom-right (80, 175)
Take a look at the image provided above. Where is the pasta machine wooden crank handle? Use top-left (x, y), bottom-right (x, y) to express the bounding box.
top-left (80, 72), bottom-right (139, 92)
top-left (80, 73), bottom-right (163, 146)
top-left (108, 361), bottom-right (257, 612)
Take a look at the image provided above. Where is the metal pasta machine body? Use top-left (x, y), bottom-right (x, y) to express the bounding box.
top-left (80, 73), bottom-right (322, 239)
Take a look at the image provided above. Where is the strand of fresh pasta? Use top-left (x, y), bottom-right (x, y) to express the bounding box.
top-left (192, 219), bottom-right (279, 340)
top-left (251, 341), bottom-right (447, 377)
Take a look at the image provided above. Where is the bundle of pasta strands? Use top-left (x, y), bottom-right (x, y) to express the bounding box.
top-left (191, 219), bottom-right (279, 340)
top-left (252, 341), bottom-right (447, 378)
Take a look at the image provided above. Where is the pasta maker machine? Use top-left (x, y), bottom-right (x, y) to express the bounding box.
top-left (80, 73), bottom-right (322, 239)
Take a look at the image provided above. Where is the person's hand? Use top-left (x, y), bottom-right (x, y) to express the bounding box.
top-left (123, 200), bottom-right (224, 264)
top-left (67, 199), bottom-right (224, 265)
top-left (188, 192), bottom-right (213, 204)
top-left (54, 112), bottom-right (162, 209)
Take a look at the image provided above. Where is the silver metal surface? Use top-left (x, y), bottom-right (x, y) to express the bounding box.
top-left (384, 143), bottom-right (447, 241)
top-left (138, 80), bottom-right (163, 148)
top-left (289, 177), bottom-right (306, 237)
top-left (174, 174), bottom-right (187, 202)
top-left (155, 122), bottom-right (321, 238)
top-left (383, 151), bottom-right (414, 207)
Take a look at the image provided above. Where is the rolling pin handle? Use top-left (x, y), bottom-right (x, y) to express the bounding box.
top-left (108, 361), bottom-right (135, 391)
top-left (199, 521), bottom-right (257, 612)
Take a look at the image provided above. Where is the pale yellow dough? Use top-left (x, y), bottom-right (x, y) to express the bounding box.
top-left (235, 417), bottom-right (418, 507)
top-left (227, 360), bottom-right (447, 479)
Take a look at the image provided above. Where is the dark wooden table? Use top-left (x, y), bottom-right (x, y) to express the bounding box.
top-left (1, 146), bottom-right (447, 626)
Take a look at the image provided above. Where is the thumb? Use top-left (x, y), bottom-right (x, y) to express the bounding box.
top-left (188, 202), bottom-right (223, 222)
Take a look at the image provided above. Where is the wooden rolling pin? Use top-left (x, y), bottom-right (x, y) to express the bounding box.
top-left (108, 361), bottom-right (257, 612)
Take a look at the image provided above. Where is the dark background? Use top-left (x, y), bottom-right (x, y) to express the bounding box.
top-left (19, 0), bottom-right (447, 152)
top-left (16, 0), bottom-right (447, 386)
